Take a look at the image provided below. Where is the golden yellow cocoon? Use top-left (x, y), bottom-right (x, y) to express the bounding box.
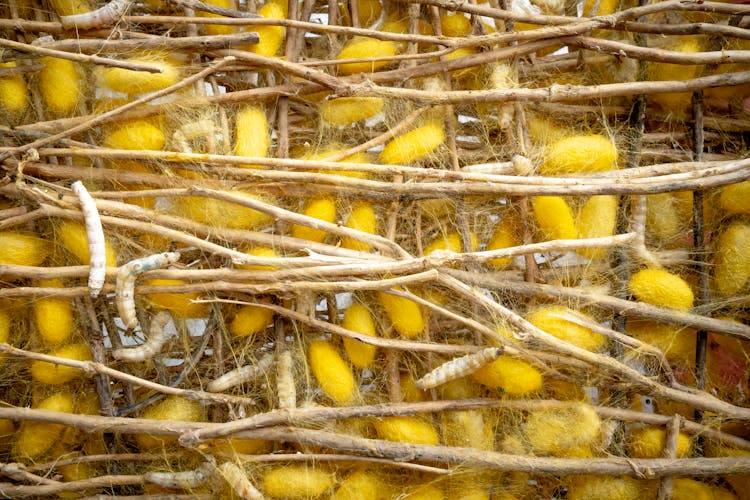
top-left (14, 392), bottom-right (74, 459)
top-left (341, 302), bottom-right (378, 369)
top-left (715, 221), bottom-right (750, 296)
top-left (296, 143), bottom-right (370, 178)
top-left (424, 231), bottom-right (478, 255)
top-left (243, 0), bottom-right (286, 57)
top-left (582, 0), bottom-right (619, 15)
top-left (532, 196), bottom-right (577, 241)
top-left (377, 289), bottom-right (424, 338)
top-left (320, 97), bottom-right (384, 126)
top-left (210, 437), bottom-right (272, 456)
top-left (0, 308), bottom-right (9, 347)
top-left (172, 191), bottom-right (274, 230)
top-left (39, 57), bottom-right (81, 115)
top-left (56, 221), bottom-right (117, 267)
top-left (628, 268), bottom-right (694, 311)
top-left (263, 465), bottom-right (335, 499)
top-left (440, 12), bottom-right (472, 36)
top-left (348, 0), bottom-right (382, 26)
top-left (332, 470), bottom-right (384, 500)
top-left (627, 426), bottom-right (691, 458)
top-left (406, 484), bottom-right (445, 500)
top-left (30, 343), bottom-right (93, 385)
top-left (235, 105), bottom-right (269, 169)
top-left (34, 279), bottom-right (74, 346)
top-left (380, 119), bottom-right (445, 165)
top-left (486, 215), bottom-right (522, 269)
top-left (471, 357), bottom-right (542, 396)
top-left (540, 134), bottom-right (617, 175)
top-left (444, 409), bottom-right (494, 450)
top-left (0, 231), bottom-right (48, 266)
top-left (527, 306), bottom-right (606, 351)
top-left (524, 403), bottom-right (601, 456)
top-left (309, 339), bottom-right (358, 405)
top-left (341, 202), bottom-right (377, 252)
top-left (48, 0), bottom-right (91, 15)
top-left (229, 304), bottom-right (274, 337)
top-left (400, 373), bottom-right (427, 402)
top-left (336, 38), bottom-right (399, 75)
top-left (626, 319), bottom-right (696, 366)
top-left (290, 196), bottom-right (337, 243)
top-left (0, 62), bottom-right (28, 116)
top-left (137, 396), bottom-right (203, 450)
top-left (237, 246), bottom-right (279, 271)
top-left (671, 479), bottom-right (722, 500)
top-left (198, 0), bottom-right (236, 35)
top-left (104, 119), bottom-right (165, 150)
top-left (576, 195), bottom-right (618, 259)
top-left (145, 278), bottom-right (210, 318)
top-left (648, 38), bottom-right (704, 112)
top-left (720, 180), bottom-right (750, 216)
top-left (102, 55), bottom-right (180, 94)
top-left (566, 476), bottom-right (641, 500)
top-left (374, 416), bottom-right (439, 445)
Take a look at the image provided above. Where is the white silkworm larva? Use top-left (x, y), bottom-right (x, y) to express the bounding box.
top-left (71, 180), bottom-right (106, 298)
top-left (112, 310), bottom-right (171, 362)
top-left (60, 0), bottom-right (131, 29)
top-left (206, 352), bottom-right (275, 393)
top-left (218, 462), bottom-right (265, 500)
top-left (144, 461), bottom-right (214, 490)
top-left (630, 195), bottom-right (660, 267)
top-left (276, 349), bottom-right (296, 410)
top-left (116, 251), bottom-right (181, 330)
top-left (415, 347), bottom-right (504, 390)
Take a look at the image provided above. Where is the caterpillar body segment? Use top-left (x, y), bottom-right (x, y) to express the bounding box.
top-left (218, 461), bottom-right (265, 500)
top-left (71, 181), bottom-right (106, 297)
top-left (415, 347), bottom-right (504, 390)
top-left (276, 349), bottom-right (296, 409)
top-left (112, 311), bottom-right (172, 362)
top-left (60, 0), bottom-right (131, 29)
top-left (206, 352), bottom-right (275, 392)
top-left (116, 251), bottom-right (181, 330)
top-left (144, 461), bottom-right (214, 489)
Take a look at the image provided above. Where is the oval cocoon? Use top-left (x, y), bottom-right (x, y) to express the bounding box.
top-left (714, 221), bottom-right (750, 296)
top-left (104, 119), bottom-right (165, 151)
top-left (172, 192), bottom-right (274, 230)
top-left (380, 120), bottom-right (445, 165)
top-left (198, 0), bottom-right (236, 35)
top-left (0, 231), bottom-right (48, 266)
top-left (263, 465), bottom-right (334, 499)
top-left (377, 289), bottom-right (424, 338)
top-left (39, 57), bottom-right (81, 115)
top-left (373, 416), bottom-right (439, 445)
top-left (321, 97), bottom-right (384, 126)
top-left (309, 339), bottom-right (358, 405)
top-left (576, 195), bottom-right (618, 259)
top-left (524, 403), bottom-right (601, 456)
top-left (102, 56), bottom-right (180, 94)
top-left (627, 426), bottom-right (691, 458)
top-left (145, 278), bottom-right (210, 318)
top-left (332, 470), bottom-right (385, 500)
top-left (235, 105), bottom-right (269, 169)
top-left (30, 343), bottom-right (93, 385)
top-left (137, 396), bottom-right (203, 450)
top-left (567, 476), bottom-right (641, 500)
top-left (629, 268), bottom-right (694, 311)
top-left (532, 196), bottom-right (577, 241)
top-left (229, 304), bottom-right (274, 337)
top-left (56, 221), bottom-right (117, 267)
top-left (486, 215), bottom-right (522, 269)
top-left (34, 279), bottom-right (74, 345)
top-left (341, 302), bottom-right (378, 368)
top-left (14, 392), bottom-right (74, 459)
top-left (0, 62), bottom-right (28, 116)
top-left (341, 202), bottom-right (377, 251)
top-left (336, 38), bottom-right (399, 75)
top-left (527, 306), bottom-right (606, 351)
top-left (720, 180), bottom-right (750, 216)
top-left (471, 356), bottom-right (542, 396)
top-left (243, 0), bottom-right (286, 57)
top-left (540, 134), bottom-right (618, 175)
top-left (290, 196), bottom-right (337, 243)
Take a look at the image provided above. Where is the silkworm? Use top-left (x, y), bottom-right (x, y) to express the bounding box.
top-left (60, 0), bottom-right (131, 30)
top-left (71, 181), bottom-right (105, 298)
top-left (276, 349), bottom-right (296, 409)
top-left (415, 347), bottom-right (504, 390)
top-left (206, 352), bottom-right (274, 393)
top-left (630, 195), bottom-right (660, 267)
top-left (218, 462), bottom-right (265, 500)
top-left (116, 251), bottom-right (180, 330)
top-left (144, 461), bottom-right (214, 490)
top-left (112, 311), bottom-right (171, 362)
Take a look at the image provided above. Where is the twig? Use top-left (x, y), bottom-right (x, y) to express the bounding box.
top-left (34, 32), bottom-right (260, 53)
top-left (232, 453), bottom-right (451, 474)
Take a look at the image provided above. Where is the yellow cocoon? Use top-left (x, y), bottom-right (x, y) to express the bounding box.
top-left (332, 470), bottom-right (384, 500)
top-left (14, 392), bottom-right (74, 459)
top-left (380, 119), bottom-right (445, 165)
top-left (229, 304), bottom-right (274, 337)
top-left (341, 202), bottom-right (377, 251)
top-left (243, 0), bottom-right (286, 57)
top-left (39, 57), bottom-right (81, 115)
top-left (471, 356), bottom-right (542, 396)
top-left (486, 215), bottom-right (522, 269)
top-left (210, 436), bottom-right (272, 455)
top-left (672, 479), bottom-right (722, 500)
top-left (238, 245), bottom-right (279, 271)
top-left (354, 0), bottom-right (382, 26)
top-left (234, 105), bottom-right (269, 168)
top-left (34, 278), bottom-right (74, 345)
top-left (0, 309), bottom-right (9, 353)
top-left (296, 143), bottom-right (370, 178)
top-left (374, 416), bottom-right (439, 445)
top-left (720, 180), bottom-right (750, 215)
top-left (198, 0), bottom-right (236, 35)
top-left (524, 403), bottom-right (601, 456)
top-left (576, 195), bottom-right (618, 259)
top-left (628, 268), bottom-right (694, 311)
top-left (0, 62), bottom-right (28, 116)
top-left (566, 476), bottom-right (641, 500)
top-left (627, 426), bottom-right (691, 458)
top-left (626, 319), bottom-right (696, 366)
top-left (648, 38), bottom-right (704, 112)
top-left (527, 306), bottom-right (606, 351)
top-left (102, 55), bottom-right (180, 94)
top-left (444, 409), bottom-right (494, 450)
top-left (48, 0), bottom-right (91, 15)
top-left (406, 484), bottom-right (445, 500)
top-left (137, 396), bottom-right (203, 450)
top-left (145, 278), bottom-right (211, 318)
top-left (56, 221), bottom-right (117, 267)
top-left (263, 465), bottom-right (334, 499)
top-left (320, 97), bottom-right (384, 126)
top-left (714, 221), bottom-right (750, 296)
top-left (532, 196), bottom-right (577, 241)
top-left (377, 289), bottom-right (424, 338)
top-left (290, 196), bottom-right (337, 243)
top-left (104, 119), bottom-right (165, 150)
top-left (341, 302), bottom-right (378, 369)
top-left (646, 192), bottom-right (693, 242)
top-left (540, 134), bottom-right (617, 175)
top-left (440, 12), bottom-right (472, 36)
top-left (336, 38), bottom-right (399, 75)
top-left (0, 231), bottom-right (48, 266)
top-left (424, 231), bottom-right (478, 255)
top-left (30, 343), bottom-right (93, 385)
top-left (172, 191), bottom-right (274, 230)
top-left (309, 339), bottom-right (359, 405)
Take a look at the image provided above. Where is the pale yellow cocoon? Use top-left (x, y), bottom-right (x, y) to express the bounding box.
top-left (145, 278), bottom-right (210, 318)
top-left (290, 196), bottom-right (337, 243)
top-left (235, 106), bottom-right (269, 169)
top-left (440, 13), bottom-right (472, 36)
top-left (198, 0), bottom-right (236, 35)
top-left (715, 221), bottom-right (750, 296)
top-left (14, 392), bottom-right (74, 459)
top-left (627, 426), bottom-right (691, 458)
top-left (576, 195), bottom-right (618, 259)
top-left (532, 196), bottom-right (577, 241)
top-left (524, 403), bottom-right (601, 456)
top-left (424, 231), bottom-right (478, 255)
top-left (380, 120), bottom-right (445, 165)
top-left (104, 119), bottom-right (165, 150)
top-left (341, 202), bottom-right (377, 251)
top-left (646, 192), bottom-right (693, 242)
top-left (628, 268), bottom-right (694, 311)
top-left (566, 476), bottom-right (641, 500)
top-left (30, 343), bottom-right (93, 385)
top-left (309, 339), bottom-right (358, 405)
top-left (373, 416), bottom-right (439, 445)
top-left (452, 484), bottom-right (489, 500)
top-left (0, 62), bottom-right (28, 116)
top-left (720, 180), bottom-right (750, 215)
top-left (539, 134), bottom-right (618, 175)
top-left (238, 246), bottom-right (279, 271)
top-left (243, 1), bottom-right (286, 57)
top-left (336, 38), bottom-right (399, 75)
top-left (626, 319), bottom-right (696, 366)
top-left (102, 55), bottom-right (180, 94)
top-left (48, 0), bottom-right (91, 15)
top-left (527, 305), bottom-right (606, 351)
top-left (34, 278), bottom-right (74, 345)
top-left (320, 97), bottom-right (384, 126)
top-left (0, 231), bottom-right (48, 266)
top-left (444, 409), bottom-right (494, 450)
top-left (263, 465), bottom-right (334, 499)
top-left (471, 356), bottom-right (542, 396)
top-left (405, 484), bottom-right (445, 500)
top-left (172, 191), bottom-right (274, 230)
top-left (341, 302), bottom-right (378, 369)
top-left (331, 470), bottom-right (385, 500)
top-left (137, 396), bottom-right (203, 450)
top-left (229, 304), bottom-right (274, 337)
top-left (486, 215), bottom-right (522, 269)
top-left (56, 221), bottom-right (118, 267)
top-left (297, 143), bottom-right (371, 178)
top-left (377, 289), bottom-right (424, 338)
top-left (39, 57), bottom-right (81, 115)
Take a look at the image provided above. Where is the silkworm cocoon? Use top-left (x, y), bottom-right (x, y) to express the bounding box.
top-left (576, 195), bottom-right (618, 259)
top-left (527, 305), bottom-right (606, 351)
top-left (566, 476), bottom-right (641, 500)
top-left (671, 479), bottom-right (722, 500)
top-left (234, 105), bottom-right (269, 169)
top-left (48, 0), bottom-right (92, 15)
top-left (336, 37), bottom-right (399, 75)
top-left (714, 221), bottom-right (750, 296)
top-left (380, 119), bottom-right (445, 165)
top-left (229, 304), bottom-right (274, 337)
top-left (629, 268), bottom-right (694, 311)
top-left (211, 437), bottom-right (272, 456)
top-left (39, 57), bottom-right (82, 115)
top-left (524, 403), bottom-right (601, 456)
top-left (172, 192), bottom-right (274, 230)
top-left (0, 231), bottom-right (48, 266)
top-left (101, 54), bottom-right (180, 94)
top-left (331, 470), bottom-right (385, 500)
top-left (218, 462), bottom-right (264, 500)
top-left (34, 279), bottom-right (74, 346)
top-left (349, 0), bottom-right (382, 26)
top-left (242, 0), bottom-right (286, 57)
top-left (296, 143), bottom-right (370, 178)
top-left (531, 196), bottom-right (578, 241)
top-left (486, 215), bottom-right (522, 269)
top-left (71, 180), bottom-right (106, 297)
top-left (56, 220), bottom-right (117, 268)
top-left (104, 119), bottom-right (165, 150)
top-left (30, 343), bottom-right (93, 385)
top-left (341, 202), bottom-right (377, 252)
top-left (0, 309), bottom-right (9, 355)
top-left (309, 339), bottom-right (358, 405)
top-left (137, 396), bottom-right (203, 450)
top-left (416, 347), bottom-right (504, 390)
top-left (263, 465), bottom-right (335, 499)
top-left (145, 461), bottom-right (214, 490)
top-left (145, 278), bottom-right (210, 318)
top-left (406, 484), bottom-right (445, 500)
top-left (470, 356), bottom-right (542, 396)
top-left (424, 231), bottom-right (478, 255)
top-left (648, 38), bottom-right (704, 112)
top-left (341, 302), bottom-right (378, 369)
top-left (627, 426), bottom-right (691, 458)
top-left (0, 62), bottom-right (28, 116)
top-left (646, 192), bottom-right (693, 242)
top-left (238, 246), bottom-right (279, 271)
top-left (444, 409), bottom-right (494, 450)
top-left (440, 12), bottom-right (472, 36)
top-left (198, 0), bottom-right (236, 35)
top-left (320, 97), bottom-right (384, 126)
top-left (377, 289), bottom-right (424, 338)
top-left (14, 392), bottom-right (74, 459)
top-left (451, 484), bottom-right (490, 500)
top-left (626, 319), bottom-right (696, 366)
top-left (539, 134), bottom-right (618, 175)
top-left (113, 311), bottom-right (172, 362)
top-left (400, 373), bottom-right (427, 402)
top-left (719, 180), bottom-right (750, 216)
top-left (290, 196), bottom-right (337, 243)
top-left (373, 416), bottom-right (439, 445)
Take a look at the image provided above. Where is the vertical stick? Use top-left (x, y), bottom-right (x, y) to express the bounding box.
top-left (656, 414), bottom-right (682, 500)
